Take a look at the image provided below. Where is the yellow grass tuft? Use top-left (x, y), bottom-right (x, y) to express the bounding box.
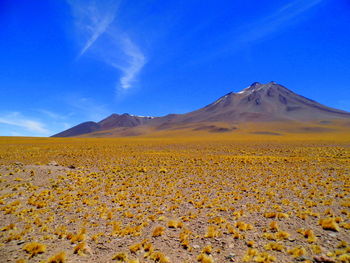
top-left (129, 243), bottom-right (142, 253)
top-left (73, 242), bottom-right (92, 256)
top-left (298, 228), bottom-right (317, 243)
top-left (47, 252), bottom-right (66, 263)
top-left (288, 246), bottom-right (306, 258)
top-left (152, 226), bottom-right (165, 237)
top-left (112, 252), bottom-right (128, 262)
top-left (149, 251), bottom-right (170, 263)
top-left (246, 241), bottom-right (255, 248)
top-left (264, 242), bottom-right (284, 251)
top-left (253, 252), bottom-right (276, 263)
top-left (23, 242), bottom-right (46, 258)
top-left (235, 221), bottom-right (253, 231)
top-left (197, 253), bottom-right (214, 263)
top-left (1, 223), bottom-right (16, 231)
top-left (269, 221), bottom-right (278, 232)
top-left (142, 241), bottom-right (154, 253)
top-left (319, 218), bottom-right (340, 231)
top-left (201, 245), bottom-right (212, 254)
top-left (69, 228), bottom-right (87, 243)
top-left (204, 225), bottom-right (220, 238)
top-left (167, 219), bottom-right (183, 228)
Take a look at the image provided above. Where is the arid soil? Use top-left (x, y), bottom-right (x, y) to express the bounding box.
top-left (0, 136), bottom-right (349, 263)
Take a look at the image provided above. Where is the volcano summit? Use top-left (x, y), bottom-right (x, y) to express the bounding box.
top-left (53, 82), bottom-right (350, 137)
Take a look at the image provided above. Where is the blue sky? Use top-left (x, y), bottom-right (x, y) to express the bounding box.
top-left (0, 0), bottom-right (350, 136)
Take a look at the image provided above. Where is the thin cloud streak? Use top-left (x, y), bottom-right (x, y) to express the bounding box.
top-left (68, 0), bottom-right (146, 91)
top-left (38, 109), bottom-right (67, 120)
top-left (110, 35), bottom-right (146, 90)
top-left (237, 0), bottom-right (324, 44)
top-left (79, 15), bottom-right (115, 56)
top-left (66, 96), bottom-right (110, 121)
top-left (0, 112), bottom-right (50, 134)
top-left (186, 0), bottom-right (324, 66)
top-left (68, 0), bottom-right (119, 56)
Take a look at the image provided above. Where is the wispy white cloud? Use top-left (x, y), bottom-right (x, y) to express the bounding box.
top-left (67, 0), bottom-right (146, 91)
top-left (68, 0), bottom-right (119, 56)
top-left (183, 0), bottom-right (324, 66)
top-left (62, 123), bottom-right (72, 130)
top-left (36, 110), bottom-right (73, 134)
top-left (109, 35), bottom-right (146, 90)
top-left (237, 0), bottom-right (324, 44)
top-left (38, 109), bottom-right (67, 120)
top-left (10, 131), bottom-right (24, 137)
top-left (0, 112), bottom-right (50, 135)
top-left (66, 96), bottom-right (110, 121)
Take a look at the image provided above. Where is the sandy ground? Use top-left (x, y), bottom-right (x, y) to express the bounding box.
top-left (0, 138), bottom-right (349, 263)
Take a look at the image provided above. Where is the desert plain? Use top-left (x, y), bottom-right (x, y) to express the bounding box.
top-left (0, 125), bottom-right (349, 263)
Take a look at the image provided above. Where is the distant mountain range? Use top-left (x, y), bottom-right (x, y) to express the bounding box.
top-left (52, 82), bottom-right (350, 137)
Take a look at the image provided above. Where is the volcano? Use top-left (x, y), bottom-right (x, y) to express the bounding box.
top-left (164, 81), bottom-right (350, 123)
top-left (52, 82), bottom-right (350, 137)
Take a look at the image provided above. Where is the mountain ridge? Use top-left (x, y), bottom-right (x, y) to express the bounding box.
top-left (52, 82), bottom-right (350, 137)
top-left (52, 114), bottom-right (154, 137)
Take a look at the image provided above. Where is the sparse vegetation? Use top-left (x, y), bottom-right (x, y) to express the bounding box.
top-left (0, 134), bottom-right (349, 262)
